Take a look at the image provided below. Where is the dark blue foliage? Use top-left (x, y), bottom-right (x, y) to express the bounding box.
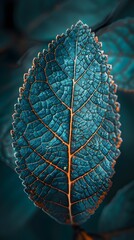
top-left (99, 181), bottom-right (134, 239)
top-left (12, 21), bottom-right (121, 225)
top-left (14, 0), bottom-right (117, 41)
top-left (99, 18), bottom-right (134, 91)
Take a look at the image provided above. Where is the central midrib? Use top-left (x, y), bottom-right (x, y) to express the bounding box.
top-left (68, 38), bottom-right (78, 224)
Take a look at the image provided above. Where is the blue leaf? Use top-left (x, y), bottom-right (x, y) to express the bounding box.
top-left (99, 181), bottom-right (134, 239)
top-left (99, 18), bottom-right (134, 92)
top-left (12, 21), bottom-right (121, 225)
top-left (14, 0), bottom-right (118, 41)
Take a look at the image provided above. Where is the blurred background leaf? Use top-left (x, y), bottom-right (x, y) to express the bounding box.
top-left (98, 181), bottom-right (134, 239)
top-left (99, 18), bottom-right (134, 92)
top-left (14, 0), bottom-right (118, 41)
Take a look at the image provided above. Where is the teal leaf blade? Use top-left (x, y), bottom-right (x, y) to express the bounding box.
top-left (12, 21), bottom-right (121, 225)
top-left (99, 181), bottom-right (134, 239)
top-left (99, 18), bottom-right (134, 92)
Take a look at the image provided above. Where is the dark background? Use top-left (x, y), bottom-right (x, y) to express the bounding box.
top-left (0, 0), bottom-right (134, 239)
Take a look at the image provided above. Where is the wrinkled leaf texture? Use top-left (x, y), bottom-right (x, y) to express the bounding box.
top-left (12, 21), bottom-right (121, 225)
top-left (99, 18), bottom-right (134, 92)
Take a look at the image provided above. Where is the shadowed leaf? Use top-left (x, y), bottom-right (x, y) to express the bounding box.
top-left (99, 18), bottom-right (134, 92)
top-left (99, 181), bottom-right (134, 239)
top-left (12, 21), bottom-right (121, 225)
top-left (15, 0), bottom-right (117, 41)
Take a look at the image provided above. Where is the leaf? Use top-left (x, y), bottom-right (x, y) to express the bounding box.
top-left (99, 181), bottom-right (134, 237)
top-left (14, 0), bottom-right (117, 41)
top-left (0, 161), bottom-right (36, 236)
top-left (99, 18), bottom-right (134, 92)
top-left (12, 21), bottom-right (121, 225)
top-left (113, 0), bottom-right (134, 21)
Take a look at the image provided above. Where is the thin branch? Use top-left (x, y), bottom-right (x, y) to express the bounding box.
top-left (73, 225), bottom-right (134, 240)
top-left (73, 225), bottom-right (102, 240)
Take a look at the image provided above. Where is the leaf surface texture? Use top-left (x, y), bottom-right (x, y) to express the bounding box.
top-left (12, 21), bottom-right (121, 224)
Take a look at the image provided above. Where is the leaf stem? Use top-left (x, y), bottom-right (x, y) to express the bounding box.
top-left (73, 225), bottom-right (134, 240)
